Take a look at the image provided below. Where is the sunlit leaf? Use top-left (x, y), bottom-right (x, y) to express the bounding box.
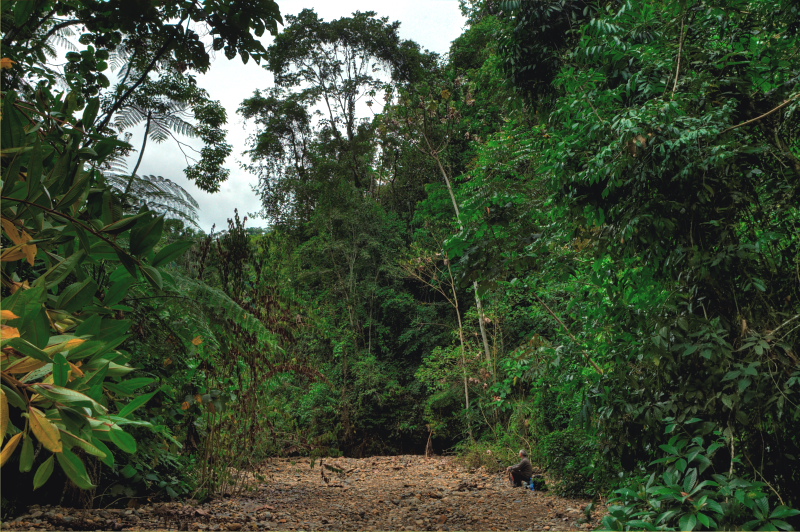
top-left (0, 325), bottom-right (20, 339)
top-left (0, 432), bottom-right (23, 467)
top-left (1, 310), bottom-right (20, 320)
top-left (28, 406), bottom-right (63, 452)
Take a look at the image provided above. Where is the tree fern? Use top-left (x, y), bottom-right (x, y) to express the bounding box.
top-left (166, 274), bottom-right (284, 354)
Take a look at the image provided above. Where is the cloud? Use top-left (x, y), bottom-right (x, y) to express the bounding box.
top-left (130, 1), bottom-right (465, 233)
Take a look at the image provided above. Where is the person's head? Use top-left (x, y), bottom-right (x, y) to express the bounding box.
top-left (519, 449), bottom-right (527, 458)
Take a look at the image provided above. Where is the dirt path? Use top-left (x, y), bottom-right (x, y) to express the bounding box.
top-left (3, 455), bottom-right (602, 531)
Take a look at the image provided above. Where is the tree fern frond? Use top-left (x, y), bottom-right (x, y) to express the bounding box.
top-left (102, 154), bottom-right (130, 174)
top-left (170, 275), bottom-right (284, 353)
top-left (159, 114), bottom-right (197, 138)
top-left (107, 172), bottom-right (200, 225)
top-left (114, 106), bottom-right (147, 131)
top-left (49, 33), bottom-right (77, 52)
top-left (149, 123), bottom-right (170, 143)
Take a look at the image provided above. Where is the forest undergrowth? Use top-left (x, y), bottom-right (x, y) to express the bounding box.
top-left (2, 0), bottom-right (800, 530)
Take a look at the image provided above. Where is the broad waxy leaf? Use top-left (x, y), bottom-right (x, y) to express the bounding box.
top-left (60, 430), bottom-right (107, 460)
top-left (117, 391), bottom-right (157, 418)
top-left (36, 250), bottom-right (86, 289)
top-left (33, 455), bottom-right (54, 489)
top-left (56, 449), bottom-right (96, 490)
top-left (52, 353), bottom-right (69, 387)
top-left (56, 278), bottom-right (98, 313)
top-left (129, 214), bottom-right (164, 257)
top-left (151, 240), bottom-right (194, 267)
top-left (28, 406), bottom-right (63, 452)
top-left (19, 435), bottom-right (34, 472)
top-left (0, 432), bottom-right (23, 467)
top-left (31, 384), bottom-right (107, 413)
top-left (100, 212), bottom-right (150, 235)
top-left (109, 427), bottom-right (137, 453)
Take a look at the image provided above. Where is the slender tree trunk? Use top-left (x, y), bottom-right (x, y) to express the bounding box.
top-left (447, 261), bottom-right (473, 441)
top-left (124, 111), bottom-right (152, 197)
top-left (432, 152), bottom-right (493, 370)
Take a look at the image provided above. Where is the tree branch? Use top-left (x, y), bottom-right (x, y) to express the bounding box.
top-left (720, 92), bottom-right (800, 135)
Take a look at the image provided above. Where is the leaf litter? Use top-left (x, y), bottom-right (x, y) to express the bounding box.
top-left (2, 455), bottom-right (602, 531)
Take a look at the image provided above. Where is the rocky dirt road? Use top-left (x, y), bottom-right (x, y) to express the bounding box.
top-left (3, 455), bottom-right (601, 531)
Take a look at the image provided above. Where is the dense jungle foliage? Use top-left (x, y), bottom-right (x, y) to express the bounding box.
top-left (2, 0), bottom-right (800, 530)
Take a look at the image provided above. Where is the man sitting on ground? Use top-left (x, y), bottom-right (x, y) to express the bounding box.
top-left (506, 449), bottom-right (533, 487)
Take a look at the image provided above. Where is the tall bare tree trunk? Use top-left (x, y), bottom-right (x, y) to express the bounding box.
top-left (432, 153), bottom-right (493, 370)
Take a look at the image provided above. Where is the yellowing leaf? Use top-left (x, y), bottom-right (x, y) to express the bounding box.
top-left (192, 336), bottom-right (203, 346)
top-left (28, 407), bottom-right (62, 453)
top-left (1, 325), bottom-right (20, 339)
top-left (195, 394), bottom-right (203, 404)
top-left (10, 280), bottom-right (30, 294)
top-left (0, 247), bottom-right (26, 262)
top-left (164, 357), bottom-right (172, 366)
top-left (1, 310), bottom-right (20, 320)
top-left (181, 401), bottom-right (190, 410)
top-left (0, 218), bottom-right (21, 243)
top-left (1, 219), bottom-right (36, 266)
top-left (44, 337), bottom-right (85, 356)
top-left (0, 58), bottom-right (16, 70)
top-left (6, 357), bottom-right (46, 374)
top-left (68, 362), bottom-right (84, 378)
top-left (23, 242), bottom-right (37, 266)
top-left (0, 433), bottom-right (23, 467)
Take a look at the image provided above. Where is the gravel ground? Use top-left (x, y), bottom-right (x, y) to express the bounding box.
top-left (2, 455), bottom-right (602, 531)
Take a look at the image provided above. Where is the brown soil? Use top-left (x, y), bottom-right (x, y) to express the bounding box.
top-left (2, 455), bottom-right (602, 531)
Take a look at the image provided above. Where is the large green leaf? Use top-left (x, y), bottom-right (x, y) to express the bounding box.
top-left (56, 278), bottom-right (98, 313)
top-left (31, 384), bottom-right (107, 413)
top-left (56, 447), bottom-right (96, 489)
top-left (60, 430), bottom-right (107, 460)
top-left (151, 240), bottom-right (194, 267)
top-left (52, 353), bottom-right (69, 387)
top-left (36, 249), bottom-right (87, 289)
top-left (117, 390), bottom-right (157, 418)
top-left (129, 214), bottom-right (164, 257)
top-left (32, 455), bottom-right (55, 490)
top-left (100, 212), bottom-right (151, 235)
top-left (103, 276), bottom-right (135, 307)
top-left (141, 264), bottom-right (163, 290)
top-left (19, 435), bottom-right (34, 472)
top-left (109, 427), bottom-right (137, 453)
top-left (5, 338), bottom-right (51, 363)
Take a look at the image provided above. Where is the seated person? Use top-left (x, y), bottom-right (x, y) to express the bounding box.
top-left (506, 449), bottom-right (533, 487)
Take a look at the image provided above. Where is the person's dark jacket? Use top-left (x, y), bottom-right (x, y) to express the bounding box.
top-left (509, 457), bottom-right (533, 479)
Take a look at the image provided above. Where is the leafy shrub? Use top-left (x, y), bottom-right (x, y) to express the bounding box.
top-left (538, 427), bottom-right (598, 497)
top-left (602, 429), bottom-right (800, 531)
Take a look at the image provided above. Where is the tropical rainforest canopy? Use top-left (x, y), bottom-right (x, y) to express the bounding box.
top-left (2, 0), bottom-right (800, 530)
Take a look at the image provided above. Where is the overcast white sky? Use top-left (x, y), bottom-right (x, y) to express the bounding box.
top-left (131, 1), bottom-right (466, 232)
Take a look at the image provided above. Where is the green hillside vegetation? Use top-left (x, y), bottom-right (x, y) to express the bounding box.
top-left (2, 0), bottom-right (799, 530)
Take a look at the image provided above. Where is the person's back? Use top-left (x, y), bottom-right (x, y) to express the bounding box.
top-left (506, 450), bottom-right (533, 487)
